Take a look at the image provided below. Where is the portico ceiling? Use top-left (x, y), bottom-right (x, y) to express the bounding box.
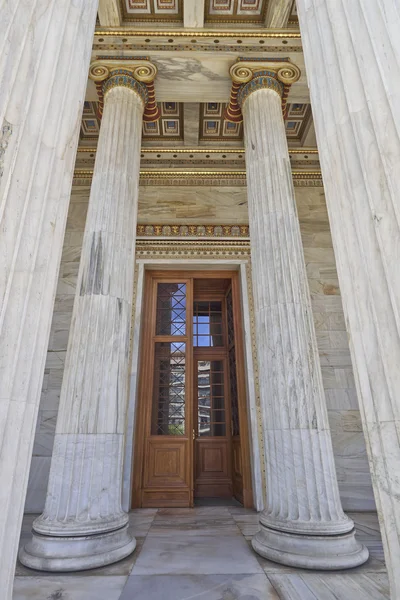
top-left (117, 0), bottom-right (297, 25)
top-left (83, 2), bottom-right (318, 174)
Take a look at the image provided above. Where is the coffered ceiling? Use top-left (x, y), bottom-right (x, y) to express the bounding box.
top-left (116, 0), bottom-right (297, 26)
top-left (80, 100), bottom-right (313, 147)
top-left (84, 1), bottom-right (319, 179)
top-left (121, 0), bottom-right (183, 22)
top-left (205, 0), bottom-right (268, 24)
top-left (80, 101), bottom-right (184, 142)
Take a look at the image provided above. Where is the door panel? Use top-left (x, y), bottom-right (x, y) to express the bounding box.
top-left (140, 278), bottom-right (193, 508)
top-left (194, 357), bottom-right (232, 498)
top-left (142, 437), bottom-right (191, 507)
top-left (195, 439), bottom-right (232, 497)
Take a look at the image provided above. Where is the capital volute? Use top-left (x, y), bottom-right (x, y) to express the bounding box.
top-left (89, 60), bottom-right (160, 121)
top-left (225, 59), bottom-right (301, 122)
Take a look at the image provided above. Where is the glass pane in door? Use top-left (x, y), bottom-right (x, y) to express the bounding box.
top-left (156, 283), bottom-right (186, 336)
top-left (151, 342), bottom-right (186, 435)
top-left (193, 301), bottom-right (223, 347)
top-left (197, 360), bottom-right (226, 436)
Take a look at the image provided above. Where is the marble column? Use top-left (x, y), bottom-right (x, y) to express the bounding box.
top-left (0, 2), bottom-right (97, 596)
top-left (20, 66), bottom-right (151, 571)
top-left (264, 0), bottom-right (293, 28)
top-left (295, 0), bottom-right (400, 594)
top-left (237, 69), bottom-right (368, 569)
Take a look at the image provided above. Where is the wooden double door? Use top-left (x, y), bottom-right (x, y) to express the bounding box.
top-left (132, 271), bottom-right (253, 508)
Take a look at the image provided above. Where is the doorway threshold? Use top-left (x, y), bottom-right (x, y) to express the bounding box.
top-left (194, 496), bottom-right (243, 507)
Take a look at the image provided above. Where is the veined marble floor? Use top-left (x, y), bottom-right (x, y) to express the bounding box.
top-left (14, 507), bottom-right (389, 599)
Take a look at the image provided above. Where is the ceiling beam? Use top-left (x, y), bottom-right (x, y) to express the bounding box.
top-left (183, 0), bottom-right (205, 28)
top-left (265, 0), bottom-right (293, 28)
top-left (98, 0), bottom-right (122, 27)
top-left (183, 103), bottom-right (200, 146)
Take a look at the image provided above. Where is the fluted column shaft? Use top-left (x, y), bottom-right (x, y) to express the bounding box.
top-left (242, 84), bottom-right (367, 568)
top-left (0, 2), bottom-right (97, 596)
top-left (20, 77), bottom-right (146, 571)
top-left (296, 0), bottom-right (400, 594)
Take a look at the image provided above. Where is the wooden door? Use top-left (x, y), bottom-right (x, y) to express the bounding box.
top-left (194, 356), bottom-right (232, 498)
top-left (139, 276), bottom-right (194, 508)
top-left (132, 270), bottom-right (254, 509)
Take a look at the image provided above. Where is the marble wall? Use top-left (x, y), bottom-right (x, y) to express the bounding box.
top-left (25, 184), bottom-right (375, 512)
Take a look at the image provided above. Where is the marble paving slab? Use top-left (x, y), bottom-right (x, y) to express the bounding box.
top-left (14, 508), bottom-right (389, 600)
top-left (228, 512), bottom-right (260, 539)
top-left (132, 532), bottom-right (263, 575)
top-left (268, 572), bottom-right (390, 600)
top-left (119, 574), bottom-right (279, 600)
top-left (13, 576), bottom-right (127, 600)
top-left (128, 508), bottom-right (158, 538)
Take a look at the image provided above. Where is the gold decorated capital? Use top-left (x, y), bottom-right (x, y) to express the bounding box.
top-left (88, 60), bottom-right (160, 121)
top-left (89, 60), bottom-right (158, 84)
top-left (225, 58), bottom-right (301, 122)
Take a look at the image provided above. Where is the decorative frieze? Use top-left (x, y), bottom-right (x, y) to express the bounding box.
top-left (136, 239), bottom-right (250, 259)
top-left (137, 224), bottom-right (249, 237)
top-left (72, 169), bottom-right (323, 186)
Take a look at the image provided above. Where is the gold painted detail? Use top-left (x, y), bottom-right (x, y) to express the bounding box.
top-left (238, 73), bottom-right (283, 105)
top-left (137, 224), bottom-right (249, 238)
top-left (74, 169), bottom-right (322, 179)
top-left (103, 70), bottom-right (149, 104)
top-left (136, 239), bottom-right (251, 259)
top-left (226, 59), bottom-right (301, 122)
top-left (89, 60), bottom-right (158, 83)
top-left (77, 147), bottom-right (319, 155)
top-left (94, 29), bottom-right (301, 38)
top-left (89, 60), bottom-right (160, 122)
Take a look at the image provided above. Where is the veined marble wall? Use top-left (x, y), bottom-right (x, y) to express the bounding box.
top-left (25, 184), bottom-right (375, 512)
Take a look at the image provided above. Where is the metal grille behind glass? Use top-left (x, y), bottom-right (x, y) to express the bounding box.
top-left (197, 360), bottom-right (226, 436)
top-left (152, 342), bottom-right (186, 435)
top-left (156, 283), bottom-right (186, 336)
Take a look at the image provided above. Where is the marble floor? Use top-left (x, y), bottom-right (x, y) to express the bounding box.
top-left (14, 507), bottom-right (389, 599)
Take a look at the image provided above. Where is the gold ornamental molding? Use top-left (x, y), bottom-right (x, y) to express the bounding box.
top-left (94, 29), bottom-right (301, 39)
top-left (89, 59), bottom-right (157, 83)
top-left (136, 239), bottom-right (251, 260)
top-left (77, 148), bottom-right (319, 155)
top-left (72, 169), bottom-right (323, 187)
top-left (137, 224), bottom-right (249, 238)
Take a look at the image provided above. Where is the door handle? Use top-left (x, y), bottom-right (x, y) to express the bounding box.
top-left (193, 429), bottom-right (196, 440)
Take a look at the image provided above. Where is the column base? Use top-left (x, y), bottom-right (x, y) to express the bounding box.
top-left (252, 523), bottom-right (369, 570)
top-left (19, 523), bottom-right (136, 572)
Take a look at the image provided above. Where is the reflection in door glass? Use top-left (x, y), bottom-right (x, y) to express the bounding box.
top-left (151, 342), bottom-right (186, 435)
top-left (197, 360), bottom-right (226, 436)
top-left (193, 301), bottom-right (223, 347)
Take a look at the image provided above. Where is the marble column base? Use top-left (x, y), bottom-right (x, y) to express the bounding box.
top-left (252, 523), bottom-right (368, 570)
top-left (19, 524), bottom-right (136, 572)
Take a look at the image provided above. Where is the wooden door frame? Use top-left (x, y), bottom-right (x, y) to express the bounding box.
top-left (130, 267), bottom-right (256, 509)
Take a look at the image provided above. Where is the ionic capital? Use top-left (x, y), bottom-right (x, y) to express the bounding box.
top-left (225, 59), bottom-right (300, 122)
top-left (89, 60), bottom-right (160, 121)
